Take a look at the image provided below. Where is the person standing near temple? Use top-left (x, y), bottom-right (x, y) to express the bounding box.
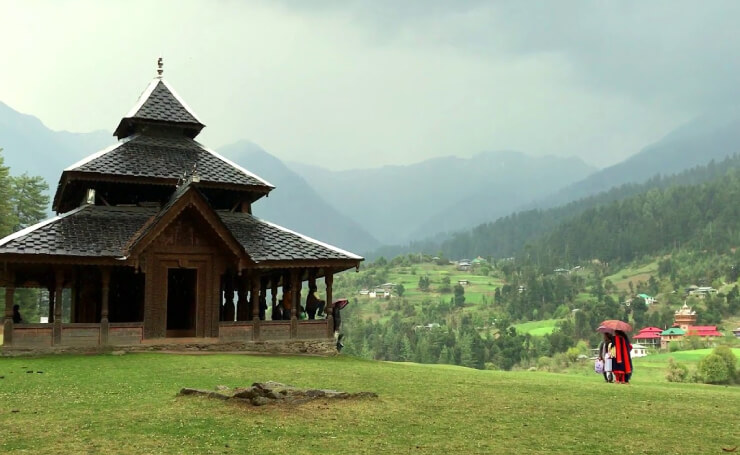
top-left (12, 304), bottom-right (23, 323)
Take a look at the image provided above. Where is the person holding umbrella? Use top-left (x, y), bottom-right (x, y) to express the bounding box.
top-left (598, 320), bottom-right (633, 384)
top-left (612, 329), bottom-right (633, 384)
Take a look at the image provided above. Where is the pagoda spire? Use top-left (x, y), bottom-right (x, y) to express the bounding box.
top-left (113, 61), bottom-right (205, 139)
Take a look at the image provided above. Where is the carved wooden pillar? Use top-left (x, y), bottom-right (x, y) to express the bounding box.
top-left (236, 274), bottom-right (249, 321)
top-left (47, 284), bottom-right (55, 323)
top-left (259, 277), bottom-right (268, 321)
top-left (100, 267), bottom-right (111, 345)
top-left (53, 269), bottom-right (64, 345)
top-left (282, 270), bottom-right (292, 320)
top-left (290, 269), bottom-right (300, 338)
top-left (270, 278), bottom-right (278, 321)
top-left (251, 275), bottom-right (260, 340)
top-left (325, 270), bottom-right (335, 337)
top-left (3, 271), bottom-right (16, 346)
top-left (224, 273), bottom-right (235, 322)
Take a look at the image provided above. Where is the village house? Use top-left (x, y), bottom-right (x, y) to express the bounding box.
top-left (633, 326), bottom-right (662, 348)
top-left (685, 285), bottom-right (718, 298)
top-left (630, 343), bottom-right (648, 358)
top-left (456, 260), bottom-right (472, 271)
top-left (655, 302), bottom-right (723, 349)
top-left (636, 293), bottom-right (656, 305)
top-left (0, 62), bottom-right (363, 353)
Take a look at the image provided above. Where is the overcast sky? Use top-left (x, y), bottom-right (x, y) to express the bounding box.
top-left (1, 0), bottom-right (738, 170)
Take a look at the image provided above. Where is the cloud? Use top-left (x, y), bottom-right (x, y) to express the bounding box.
top-left (0, 0), bottom-right (733, 170)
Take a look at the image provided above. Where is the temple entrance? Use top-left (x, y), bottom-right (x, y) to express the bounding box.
top-left (166, 268), bottom-right (197, 337)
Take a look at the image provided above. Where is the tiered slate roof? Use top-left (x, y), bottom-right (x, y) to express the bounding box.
top-left (0, 67), bottom-right (363, 268)
top-left (113, 78), bottom-right (204, 139)
top-left (63, 135), bottom-right (271, 187)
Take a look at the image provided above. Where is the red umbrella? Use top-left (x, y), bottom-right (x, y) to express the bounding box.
top-left (334, 299), bottom-right (349, 310)
top-left (597, 320), bottom-right (632, 333)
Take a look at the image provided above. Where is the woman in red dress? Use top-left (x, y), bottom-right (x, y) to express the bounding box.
top-left (612, 330), bottom-right (633, 383)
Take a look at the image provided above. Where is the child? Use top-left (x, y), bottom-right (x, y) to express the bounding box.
top-left (599, 332), bottom-right (614, 383)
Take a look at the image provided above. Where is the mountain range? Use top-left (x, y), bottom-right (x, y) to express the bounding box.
top-left (288, 152), bottom-right (595, 245)
top-left (218, 141), bottom-right (381, 253)
top-left (0, 101), bottom-right (111, 193)
top-left (3, 98), bottom-right (740, 257)
top-left (536, 107), bottom-right (740, 209)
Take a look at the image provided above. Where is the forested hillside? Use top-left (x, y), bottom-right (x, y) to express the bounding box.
top-left (379, 154), bottom-right (740, 261)
top-left (333, 157), bottom-right (740, 371)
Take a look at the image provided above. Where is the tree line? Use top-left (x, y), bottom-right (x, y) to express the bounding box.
top-left (0, 148), bottom-right (50, 322)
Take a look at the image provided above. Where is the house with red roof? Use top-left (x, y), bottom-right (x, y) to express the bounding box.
top-left (686, 326), bottom-right (723, 337)
top-left (633, 326), bottom-right (662, 348)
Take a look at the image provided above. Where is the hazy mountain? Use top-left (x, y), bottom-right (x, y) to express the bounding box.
top-left (288, 151), bottom-right (595, 244)
top-left (538, 107), bottom-right (740, 208)
top-left (0, 101), bottom-right (111, 195)
top-left (219, 141), bottom-right (380, 254)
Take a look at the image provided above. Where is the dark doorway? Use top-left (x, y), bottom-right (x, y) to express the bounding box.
top-left (166, 268), bottom-right (197, 337)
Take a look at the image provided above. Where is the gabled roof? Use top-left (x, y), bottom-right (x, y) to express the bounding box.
top-left (0, 205), bottom-right (158, 257)
top-left (219, 211), bottom-right (363, 265)
top-left (661, 328), bottom-right (685, 336)
top-left (124, 183), bottom-right (248, 264)
top-left (686, 326), bottom-right (723, 337)
top-left (0, 198), bottom-right (363, 269)
top-left (114, 78), bottom-right (204, 139)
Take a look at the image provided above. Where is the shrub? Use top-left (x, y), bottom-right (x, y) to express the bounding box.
top-left (698, 354), bottom-right (732, 384)
top-left (537, 356), bottom-right (554, 371)
top-left (665, 358), bottom-right (689, 383)
top-left (711, 346), bottom-right (738, 382)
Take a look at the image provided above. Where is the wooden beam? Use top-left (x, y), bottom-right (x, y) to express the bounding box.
top-left (325, 269), bottom-right (335, 337)
top-left (3, 270), bottom-right (16, 345)
top-left (100, 267), bottom-right (111, 345)
top-left (53, 269), bottom-right (64, 345)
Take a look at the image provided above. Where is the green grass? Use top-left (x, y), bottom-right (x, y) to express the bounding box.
top-left (353, 263), bottom-right (503, 322)
top-left (1, 352), bottom-right (739, 454)
top-left (605, 261), bottom-right (659, 292)
top-left (513, 318), bottom-right (563, 336)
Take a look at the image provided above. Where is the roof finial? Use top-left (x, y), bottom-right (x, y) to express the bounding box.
top-left (157, 57), bottom-right (164, 78)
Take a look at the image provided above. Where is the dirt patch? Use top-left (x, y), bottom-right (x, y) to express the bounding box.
top-left (178, 381), bottom-right (378, 406)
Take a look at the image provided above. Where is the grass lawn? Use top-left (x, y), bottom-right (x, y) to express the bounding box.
top-left (605, 261), bottom-right (659, 292)
top-left (513, 319), bottom-right (563, 336)
top-left (1, 352), bottom-right (739, 454)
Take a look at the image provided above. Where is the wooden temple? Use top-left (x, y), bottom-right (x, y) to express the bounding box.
top-left (0, 62), bottom-right (363, 352)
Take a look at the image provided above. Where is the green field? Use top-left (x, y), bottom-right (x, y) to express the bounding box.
top-left (513, 318), bottom-right (563, 336)
top-left (605, 261), bottom-right (659, 292)
top-left (350, 263), bottom-right (503, 324)
top-left (1, 352), bottom-right (738, 454)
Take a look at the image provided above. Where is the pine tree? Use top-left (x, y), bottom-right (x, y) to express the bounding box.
top-left (11, 173), bottom-right (49, 230)
top-left (0, 149), bottom-right (16, 237)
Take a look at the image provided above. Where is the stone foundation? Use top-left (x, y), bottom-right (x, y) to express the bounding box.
top-left (1, 339), bottom-right (338, 357)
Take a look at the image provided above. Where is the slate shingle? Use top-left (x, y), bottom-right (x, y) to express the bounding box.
top-left (131, 80), bottom-right (201, 125)
top-left (70, 135), bottom-right (272, 189)
top-left (0, 206), bottom-right (157, 257)
top-left (0, 204), bottom-right (361, 263)
top-left (218, 212), bottom-right (362, 262)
